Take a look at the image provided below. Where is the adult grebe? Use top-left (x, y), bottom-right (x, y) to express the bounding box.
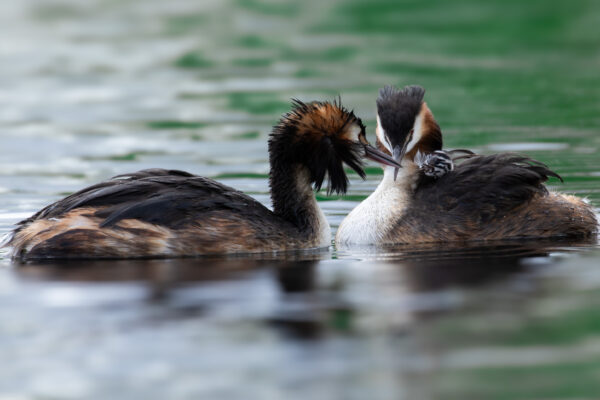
top-left (5, 99), bottom-right (400, 260)
top-left (336, 85), bottom-right (598, 245)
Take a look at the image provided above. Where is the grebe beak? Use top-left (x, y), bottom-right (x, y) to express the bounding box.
top-left (392, 142), bottom-right (409, 181)
top-left (364, 144), bottom-right (402, 168)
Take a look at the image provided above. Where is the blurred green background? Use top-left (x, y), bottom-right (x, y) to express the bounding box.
top-left (3, 0), bottom-right (597, 203)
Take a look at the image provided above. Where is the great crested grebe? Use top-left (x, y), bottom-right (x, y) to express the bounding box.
top-left (4, 99), bottom-right (400, 260)
top-left (336, 85), bottom-right (598, 245)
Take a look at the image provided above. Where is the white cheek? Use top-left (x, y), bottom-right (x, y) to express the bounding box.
top-left (406, 112), bottom-right (423, 152)
top-left (348, 124), bottom-right (361, 142)
top-left (376, 115), bottom-right (392, 152)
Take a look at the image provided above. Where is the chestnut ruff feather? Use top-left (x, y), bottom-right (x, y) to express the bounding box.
top-left (376, 85), bottom-right (444, 159)
top-left (269, 99), bottom-right (366, 195)
top-left (268, 99), bottom-right (366, 231)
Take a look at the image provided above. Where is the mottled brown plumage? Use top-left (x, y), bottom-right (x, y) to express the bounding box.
top-left (386, 154), bottom-right (597, 243)
top-left (7, 173), bottom-right (304, 259)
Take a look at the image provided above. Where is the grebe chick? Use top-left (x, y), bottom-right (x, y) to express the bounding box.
top-left (336, 85), bottom-right (598, 245)
top-left (5, 100), bottom-right (400, 260)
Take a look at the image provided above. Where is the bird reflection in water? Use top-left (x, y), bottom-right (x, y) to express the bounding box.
top-left (12, 238), bottom-right (595, 338)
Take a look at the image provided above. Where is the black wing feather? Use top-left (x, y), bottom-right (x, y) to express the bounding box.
top-left (414, 153), bottom-right (562, 219)
top-left (16, 169), bottom-right (273, 230)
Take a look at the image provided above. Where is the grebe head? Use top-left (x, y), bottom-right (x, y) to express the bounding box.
top-left (269, 99), bottom-right (400, 194)
top-left (375, 85), bottom-right (442, 170)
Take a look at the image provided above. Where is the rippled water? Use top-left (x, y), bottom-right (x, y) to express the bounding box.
top-left (1, 0), bottom-right (599, 398)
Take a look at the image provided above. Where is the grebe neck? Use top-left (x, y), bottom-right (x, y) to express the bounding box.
top-left (269, 161), bottom-right (330, 247)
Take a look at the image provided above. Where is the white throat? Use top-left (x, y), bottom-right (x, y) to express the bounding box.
top-left (335, 163), bottom-right (418, 245)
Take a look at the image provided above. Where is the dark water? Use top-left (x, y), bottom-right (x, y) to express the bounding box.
top-left (0, 0), bottom-right (599, 399)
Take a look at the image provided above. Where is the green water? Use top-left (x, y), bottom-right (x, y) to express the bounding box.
top-left (0, 0), bottom-right (599, 399)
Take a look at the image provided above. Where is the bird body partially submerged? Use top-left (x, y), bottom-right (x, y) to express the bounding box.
top-left (5, 100), bottom-right (400, 260)
top-left (378, 154), bottom-right (595, 244)
top-left (336, 85), bottom-right (598, 246)
top-left (7, 170), bottom-right (307, 259)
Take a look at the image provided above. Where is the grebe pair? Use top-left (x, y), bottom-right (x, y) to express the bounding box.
top-left (4, 100), bottom-right (400, 260)
top-left (336, 85), bottom-right (598, 245)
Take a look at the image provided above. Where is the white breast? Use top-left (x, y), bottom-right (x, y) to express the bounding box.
top-left (336, 164), bottom-right (418, 245)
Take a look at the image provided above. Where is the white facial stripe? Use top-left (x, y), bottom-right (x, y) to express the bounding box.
top-left (375, 115), bottom-right (393, 152)
top-left (406, 109), bottom-right (424, 153)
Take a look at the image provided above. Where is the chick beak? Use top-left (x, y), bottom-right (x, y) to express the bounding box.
top-left (364, 144), bottom-right (402, 168)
